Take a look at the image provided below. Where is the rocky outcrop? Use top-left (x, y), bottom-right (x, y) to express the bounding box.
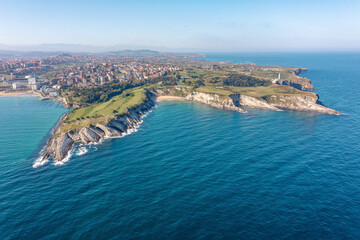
top-left (232, 94), bottom-right (280, 111)
top-left (41, 87), bottom-right (341, 163)
top-left (263, 94), bottom-right (341, 115)
top-left (225, 92), bottom-right (338, 114)
top-left (276, 68), bottom-right (314, 91)
top-left (291, 68), bottom-right (308, 75)
top-left (41, 91), bottom-right (156, 162)
top-left (184, 92), bottom-right (246, 112)
top-left (42, 133), bottom-right (74, 161)
top-left (153, 87), bottom-right (340, 114)
top-left (277, 78), bottom-right (314, 91)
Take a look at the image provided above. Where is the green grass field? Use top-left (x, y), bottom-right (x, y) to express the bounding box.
top-left (60, 87), bottom-right (146, 133)
top-left (180, 69), bottom-right (229, 81)
top-left (196, 84), bottom-right (313, 98)
top-left (58, 77), bottom-right (312, 134)
top-left (67, 88), bottom-right (145, 121)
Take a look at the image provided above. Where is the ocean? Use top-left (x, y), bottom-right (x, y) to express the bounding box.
top-left (1, 53), bottom-right (360, 239)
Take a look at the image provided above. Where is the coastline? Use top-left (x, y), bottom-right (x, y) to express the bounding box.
top-left (0, 91), bottom-right (37, 97)
top-left (39, 91), bottom-right (156, 163)
top-left (0, 91), bottom-right (69, 108)
top-left (36, 86), bottom-right (341, 164)
top-left (156, 96), bottom-right (184, 100)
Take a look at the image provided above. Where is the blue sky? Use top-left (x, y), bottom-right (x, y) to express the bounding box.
top-left (0, 0), bottom-right (360, 51)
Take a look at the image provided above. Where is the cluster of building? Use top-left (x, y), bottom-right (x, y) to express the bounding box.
top-left (0, 59), bottom-right (50, 77)
top-left (38, 57), bottom-right (184, 87)
top-left (0, 55), bottom-right (188, 93)
top-left (1, 75), bottom-right (59, 97)
top-left (1, 75), bottom-right (46, 90)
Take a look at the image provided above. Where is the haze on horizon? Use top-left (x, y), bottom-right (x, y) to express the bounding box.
top-left (1, 0), bottom-right (360, 52)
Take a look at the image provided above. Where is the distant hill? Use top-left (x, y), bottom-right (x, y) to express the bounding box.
top-left (102, 49), bottom-right (160, 56)
top-left (0, 43), bottom-right (197, 55)
top-left (0, 49), bottom-right (160, 58)
top-left (0, 50), bottom-right (70, 57)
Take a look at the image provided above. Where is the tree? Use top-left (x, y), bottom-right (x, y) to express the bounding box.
top-left (223, 74), bottom-right (270, 87)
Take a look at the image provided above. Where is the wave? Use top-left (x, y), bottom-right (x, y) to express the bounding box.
top-left (32, 156), bottom-right (49, 168)
top-left (34, 105), bottom-right (153, 168)
top-left (32, 146), bottom-right (49, 168)
top-left (53, 148), bottom-right (73, 166)
top-left (76, 146), bottom-right (88, 156)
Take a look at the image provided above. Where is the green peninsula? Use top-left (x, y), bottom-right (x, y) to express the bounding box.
top-left (40, 61), bottom-right (340, 162)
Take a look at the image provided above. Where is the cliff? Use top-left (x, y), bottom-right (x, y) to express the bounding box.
top-left (263, 94), bottom-right (341, 115)
top-left (275, 68), bottom-right (314, 91)
top-left (41, 91), bottom-right (156, 162)
top-left (184, 92), bottom-right (246, 112)
top-left (40, 86), bottom-right (340, 163)
top-left (277, 79), bottom-right (314, 91)
top-left (153, 86), bottom-right (340, 115)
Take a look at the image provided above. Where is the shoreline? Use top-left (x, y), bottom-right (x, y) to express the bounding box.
top-left (36, 88), bottom-right (341, 165)
top-left (39, 93), bottom-right (156, 163)
top-left (156, 96), bottom-right (184, 100)
top-left (0, 91), bottom-right (37, 97)
top-left (0, 91), bottom-right (69, 108)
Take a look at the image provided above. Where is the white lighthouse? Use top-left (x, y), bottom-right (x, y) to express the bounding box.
top-left (272, 73), bottom-right (281, 84)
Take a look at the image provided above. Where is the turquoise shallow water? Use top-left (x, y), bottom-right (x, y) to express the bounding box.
top-left (1, 53), bottom-right (360, 239)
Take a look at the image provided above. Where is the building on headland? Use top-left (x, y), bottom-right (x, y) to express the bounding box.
top-left (41, 85), bottom-right (59, 97)
top-left (272, 73), bottom-right (281, 84)
top-left (49, 90), bottom-right (59, 97)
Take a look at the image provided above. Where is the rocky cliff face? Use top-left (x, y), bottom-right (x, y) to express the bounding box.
top-left (184, 92), bottom-right (246, 112)
top-left (41, 91), bottom-right (156, 162)
top-left (233, 92), bottom-right (340, 114)
top-left (233, 94), bottom-right (280, 111)
top-left (277, 79), bottom-right (314, 91)
top-left (41, 87), bottom-right (340, 163)
top-left (277, 68), bottom-right (314, 91)
top-left (263, 94), bottom-right (341, 115)
top-left (154, 87), bottom-right (340, 115)
top-left (292, 68), bottom-right (308, 75)
top-left (152, 87), bottom-right (245, 112)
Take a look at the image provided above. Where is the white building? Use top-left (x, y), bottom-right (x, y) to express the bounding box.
top-left (272, 73), bottom-right (281, 84)
top-left (49, 91), bottom-right (59, 97)
top-left (30, 82), bottom-right (41, 90)
top-left (12, 82), bottom-right (26, 90)
top-left (52, 85), bottom-right (61, 90)
top-left (28, 77), bottom-right (36, 85)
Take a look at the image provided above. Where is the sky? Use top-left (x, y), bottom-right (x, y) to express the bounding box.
top-left (0, 0), bottom-right (360, 52)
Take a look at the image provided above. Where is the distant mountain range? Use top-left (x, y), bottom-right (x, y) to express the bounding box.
top-left (0, 43), bottom-right (198, 57)
top-left (0, 48), bottom-right (161, 58)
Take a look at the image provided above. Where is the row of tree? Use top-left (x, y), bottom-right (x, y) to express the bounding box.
top-left (223, 74), bottom-right (270, 87)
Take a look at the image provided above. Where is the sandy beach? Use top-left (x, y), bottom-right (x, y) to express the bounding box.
top-left (0, 92), bottom-right (35, 97)
top-left (156, 96), bottom-right (184, 100)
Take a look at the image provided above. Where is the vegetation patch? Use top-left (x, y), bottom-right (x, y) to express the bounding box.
top-left (223, 74), bottom-right (271, 87)
top-left (60, 88), bottom-right (147, 133)
top-left (196, 84), bottom-right (314, 99)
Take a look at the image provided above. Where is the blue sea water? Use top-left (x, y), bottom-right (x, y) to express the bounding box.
top-left (1, 53), bottom-right (360, 239)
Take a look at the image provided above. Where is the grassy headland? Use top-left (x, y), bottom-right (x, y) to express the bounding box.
top-left (56, 64), bottom-right (315, 134)
top-left (60, 87), bottom-right (146, 133)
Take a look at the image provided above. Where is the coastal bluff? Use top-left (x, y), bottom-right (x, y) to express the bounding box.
top-left (41, 91), bottom-right (156, 162)
top-left (153, 86), bottom-right (341, 115)
top-left (40, 87), bottom-right (341, 163)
